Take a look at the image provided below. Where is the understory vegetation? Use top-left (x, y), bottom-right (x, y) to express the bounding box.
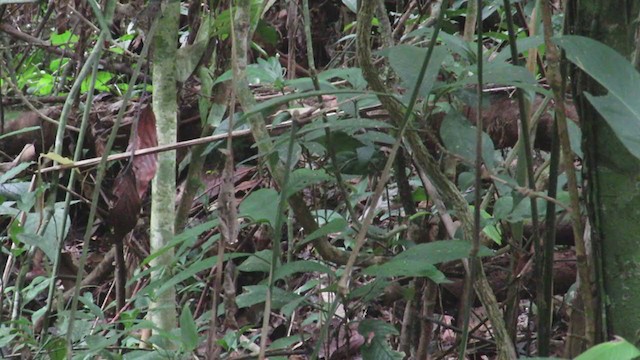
top-left (1, 0), bottom-right (640, 359)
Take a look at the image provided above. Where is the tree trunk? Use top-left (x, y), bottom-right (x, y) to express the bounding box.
top-left (148, 3), bottom-right (179, 332)
top-left (570, 0), bottom-right (640, 345)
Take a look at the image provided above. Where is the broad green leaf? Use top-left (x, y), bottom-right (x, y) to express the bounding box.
top-left (180, 304), bottom-right (199, 352)
top-left (384, 45), bottom-right (447, 100)
top-left (386, 239), bottom-right (493, 264)
top-left (23, 276), bottom-right (51, 304)
top-left (84, 334), bottom-right (118, 353)
top-left (142, 219), bottom-right (218, 266)
top-left (492, 35), bottom-right (544, 64)
top-left (575, 337), bottom-right (640, 360)
top-left (272, 260), bottom-right (334, 281)
top-left (44, 336), bottom-right (67, 360)
top-left (359, 319), bottom-right (399, 337)
top-left (555, 35), bottom-right (640, 159)
top-left (155, 256), bottom-right (217, 296)
top-left (364, 260), bottom-right (447, 282)
top-left (238, 249), bottom-right (272, 273)
top-left (299, 118), bottom-right (393, 138)
top-left (301, 217), bottom-right (348, 245)
top-left (81, 71), bottom-right (113, 92)
top-left (269, 335), bottom-right (309, 350)
top-left (239, 188), bottom-right (280, 227)
top-left (440, 111), bottom-right (495, 169)
top-left (349, 278), bottom-right (390, 302)
top-left (177, 16), bottom-right (213, 82)
top-left (34, 73), bottom-right (54, 95)
top-left (50, 31), bottom-right (78, 46)
top-left (0, 162), bottom-right (32, 185)
top-left (78, 293), bottom-right (104, 320)
top-left (236, 285), bottom-right (301, 309)
top-left (364, 240), bottom-right (493, 281)
top-left (0, 326), bottom-right (17, 347)
top-left (358, 319), bottom-right (404, 360)
top-left (285, 168), bottom-right (334, 197)
top-left (20, 205), bottom-right (70, 261)
top-left (318, 67), bottom-right (366, 89)
top-left (281, 296), bottom-right (307, 319)
top-left (507, 197), bottom-right (547, 223)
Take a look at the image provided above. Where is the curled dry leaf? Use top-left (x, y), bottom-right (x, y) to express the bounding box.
top-left (108, 106), bottom-right (158, 237)
top-left (129, 106), bottom-right (158, 199)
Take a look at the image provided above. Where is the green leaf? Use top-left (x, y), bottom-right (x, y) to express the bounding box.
top-left (0, 326), bottom-right (18, 347)
top-left (84, 334), bottom-right (118, 353)
top-left (50, 31), bottom-right (78, 46)
top-left (78, 292), bottom-right (104, 320)
top-left (386, 239), bottom-right (492, 264)
top-left (492, 35), bottom-right (544, 63)
top-left (0, 162), bottom-right (32, 185)
top-left (349, 278), bottom-right (390, 302)
top-left (358, 319), bottom-right (404, 360)
top-left (41, 152), bottom-right (74, 166)
top-left (363, 240), bottom-right (493, 282)
top-left (575, 337), bottom-right (640, 360)
top-left (0, 126), bottom-right (40, 142)
top-left (301, 217), bottom-right (348, 245)
top-left (154, 256), bottom-right (217, 296)
top-left (180, 304), bottom-right (199, 352)
top-left (44, 336), bottom-right (67, 360)
top-left (285, 168), bottom-right (334, 197)
top-left (19, 205), bottom-right (70, 261)
top-left (236, 285), bottom-right (301, 310)
top-left (49, 58), bottom-right (70, 73)
top-left (359, 319), bottom-right (399, 337)
top-left (364, 260), bottom-right (447, 282)
top-left (281, 296), bottom-right (307, 319)
top-left (556, 35), bottom-right (640, 159)
top-left (273, 260), bottom-right (334, 281)
top-left (384, 45), bottom-right (447, 100)
top-left (440, 111), bottom-right (496, 169)
top-left (142, 219), bottom-right (218, 266)
top-left (238, 249), bottom-right (272, 273)
top-left (318, 67), bottom-right (366, 89)
top-left (460, 60), bottom-right (540, 92)
top-left (239, 188), bottom-right (280, 227)
top-left (81, 71), bottom-right (113, 92)
top-left (176, 16), bottom-right (212, 82)
top-left (34, 73), bottom-right (54, 95)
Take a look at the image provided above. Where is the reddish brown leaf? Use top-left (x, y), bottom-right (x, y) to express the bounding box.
top-left (128, 106), bottom-right (158, 199)
top-left (109, 168), bottom-right (141, 238)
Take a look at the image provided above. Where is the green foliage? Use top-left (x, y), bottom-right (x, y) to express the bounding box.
top-left (556, 35), bottom-right (640, 159)
top-left (4, 1), bottom-right (624, 358)
top-left (364, 240), bottom-right (493, 282)
top-left (239, 188), bottom-right (280, 227)
top-left (358, 319), bottom-right (405, 360)
top-left (574, 338), bottom-right (640, 360)
top-left (440, 111), bottom-right (496, 169)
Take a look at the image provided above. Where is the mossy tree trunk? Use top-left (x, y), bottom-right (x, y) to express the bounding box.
top-left (148, 2), bottom-right (179, 332)
top-left (570, 0), bottom-right (640, 346)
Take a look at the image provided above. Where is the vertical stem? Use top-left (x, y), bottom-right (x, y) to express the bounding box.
top-left (459, 0), bottom-right (483, 356)
top-left (541, 0), bottom-right (594, 348)
top-left (149, 2), bottom-right (179, 332)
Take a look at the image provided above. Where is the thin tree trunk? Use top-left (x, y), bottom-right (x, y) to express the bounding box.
top-left (148, 2), bottom-right (179, 333)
